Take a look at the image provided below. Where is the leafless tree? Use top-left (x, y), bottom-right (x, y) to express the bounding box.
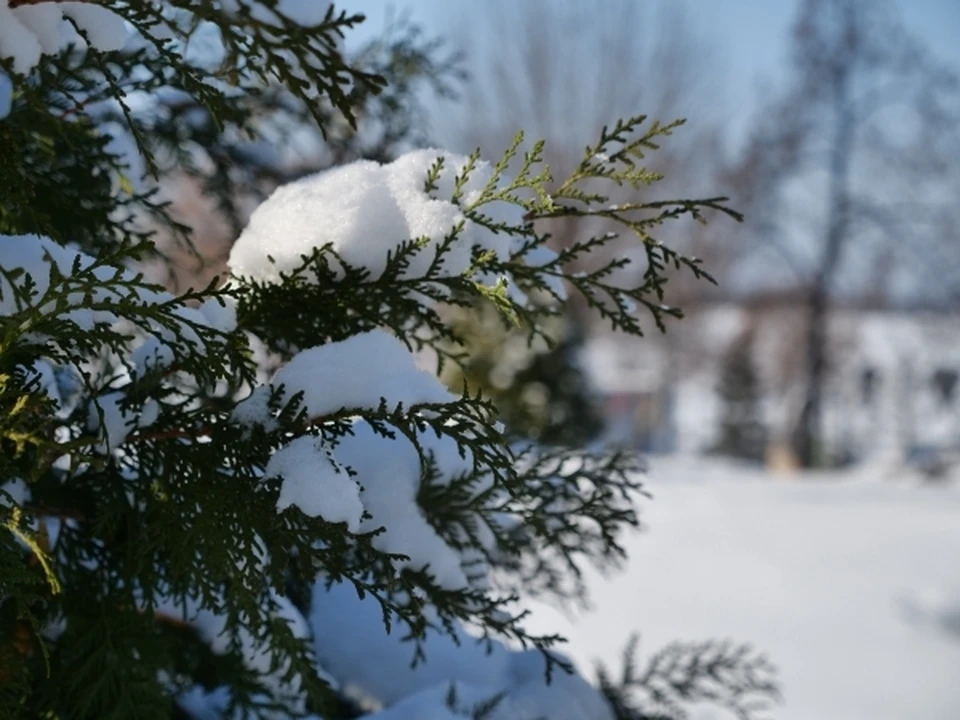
top-left (728, 0), bottom-right (960, 467)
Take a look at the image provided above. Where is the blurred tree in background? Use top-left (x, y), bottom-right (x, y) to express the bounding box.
top-left (713, 328), bottom-right (768, 463)
top-left (727, 0), bottom-right (960, 467)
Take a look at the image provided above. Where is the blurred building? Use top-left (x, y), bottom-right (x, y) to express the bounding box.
top-left (586, 303), bottom-right (960, 475)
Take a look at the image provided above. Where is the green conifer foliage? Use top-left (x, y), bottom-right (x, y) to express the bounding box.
top-left (441, 304), bottom-right (604, 448)
top-left (596, 634), bottom-right (779, 720)
top-left (0, 3), bottom-right (771, 718)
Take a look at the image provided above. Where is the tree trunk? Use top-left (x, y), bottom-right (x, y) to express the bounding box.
top-left (796, 13), bottom-right (856, 468)
top-left (797, 282), bottom-right (829, 467)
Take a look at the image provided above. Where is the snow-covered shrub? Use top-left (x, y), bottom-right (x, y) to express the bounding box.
top-left (0, 2), bottom-right (769, 719)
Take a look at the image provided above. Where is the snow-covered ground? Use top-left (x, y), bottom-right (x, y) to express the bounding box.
top-left (525, 456), bottom-right (960, 720)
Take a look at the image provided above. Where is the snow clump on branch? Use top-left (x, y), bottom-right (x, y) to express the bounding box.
top-left (0, 0), bottom-right (128, 74)
top-left (228, 150), bottom-right (518, 286)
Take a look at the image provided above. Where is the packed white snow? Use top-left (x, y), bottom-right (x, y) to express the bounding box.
top-left (86, 392), bottom-right (159, 454)
top-left (365, 654), bottom-right (613, 720)
top-left (176, 575), bottom-right (613, 719)
top-left (232, 330), bottom-right (454, 429)
top-left (1, 235), bottom-right (100, 318)
top-left (196, 295), bottom-right (238, 333)
top-left (334, 421), bottom-right (490, 591)
top-left (230, 328), bottom-right (495, 590)
top-left (310, 578), bottom-right (614, 720)
top-left (0, 234), bottom-right (166, 326)
top-left (0, 234), bottom-right (237, 454)
top-left (521, 456), bottom-right (960, 720)
top-left (264, 434), bottom-right (363, 530)
top-left (162, 590), bottom-right (331, 718)
top-left (228, 150), bottom-right (516, 285)
top-left (0, 235), bottom-right (236, 337)
top-left (0, 0), bottom-right (127, 74)
top-left (131, 336), bottom-right (177, 376)
top-left (0, 477), bottom-right (29, 508)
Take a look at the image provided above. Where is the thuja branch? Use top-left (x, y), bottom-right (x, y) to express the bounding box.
top-left (527, 197), bottom-right (744, 225)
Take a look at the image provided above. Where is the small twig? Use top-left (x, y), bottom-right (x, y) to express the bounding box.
top-left (145, 609), bottom-right (193, 631)
top-left (60, 97), bottom-right (93, 120)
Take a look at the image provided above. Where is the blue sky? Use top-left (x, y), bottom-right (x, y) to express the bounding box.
top-left (346, 0), bottom-right (960, 147)
top-left (346, 0), bottom-right (960, 77)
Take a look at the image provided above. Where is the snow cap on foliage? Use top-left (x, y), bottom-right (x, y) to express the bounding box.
top-left (228, 150), bottom-right (516, 284)
top-left (0, 1), bottom-right (127, 75)
top-left (232, 329), bottom-right (454, 429)
top-left (197, 294), bottom-right (238, 333)
top-left (265, 435), bottom-right (363, 529)
top-left (61, 4), bottom-right (128, 52)
top-left (0, 477), bottom-right (29, 508)
top-left (310, 579), bottom-right (510, 707)
top-left (369, 667), bottom-right (615, 720)
top-left (310, 579), bottom-right (614, 720)
top-left (86, 392), bottom-right (159, 454)
top-left (161, 591), bottom-right (331, 719)
top-left (1, 235), bottom-right (81, 315)
top-left (0, 235), bottom-right (229, 350)
top-left (130, 336), bottom-right (177, 376)
top-left (0, 234), bottom-right (133, 328)
top-left (335, 421), bottom-right (492, 591)
top-left (233, 328), bottom-right (494, 588)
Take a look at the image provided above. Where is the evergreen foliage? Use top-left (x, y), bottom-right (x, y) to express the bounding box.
top-left (440, 304), bottom-right (605, 448)
top-left (596, 634), bottom-right (779, 720)
top-left (140, 6), bottom-right (464, 251)
top-left (0, 2), bottom-right (771, 719)
top-left (713, 329), bottom-right (767, 463)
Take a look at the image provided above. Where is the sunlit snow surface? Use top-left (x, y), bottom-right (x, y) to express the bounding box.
top-left (523, 455), bottom-right (960, 720)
